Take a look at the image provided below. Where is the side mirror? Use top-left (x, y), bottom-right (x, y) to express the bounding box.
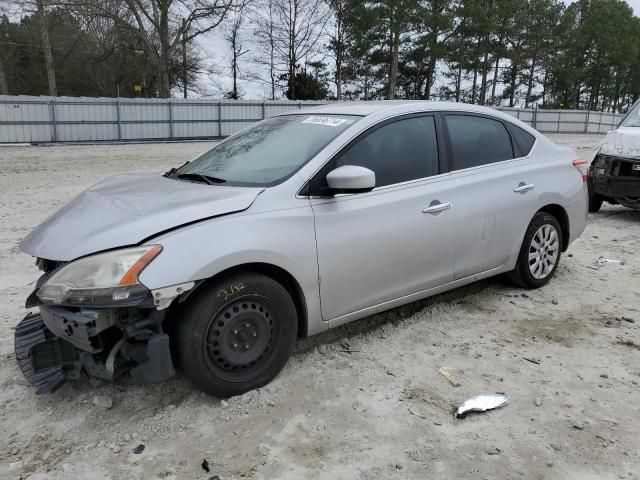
top-left (325, 165), bottom-right (376, 194)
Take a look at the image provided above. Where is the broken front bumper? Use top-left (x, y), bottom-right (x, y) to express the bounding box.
top-left (14, 304), bottom-right (176, 394)
top-left (589, 154), bottom-right (640, 203)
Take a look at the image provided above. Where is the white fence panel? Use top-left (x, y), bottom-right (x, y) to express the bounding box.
top-left (0, 95), bottom-right (627, 144)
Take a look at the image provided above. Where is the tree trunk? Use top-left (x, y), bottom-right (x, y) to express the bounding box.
top-left (388, 28), bottom-right (400, 99)
top-left (270, 58), bottom-right (276, 100)
top-left (455, 64), bottom-right (462, 102)
top-left (364, 69), bottom-right (369, 100)
top-left (490, 56), bottom-right (500, 104)
top-left (425, 57), bottom-right (436, 100)
top-left (37, 0), bottom-right (57, 96)
top-left (472, 68), bottom-right (478, 104)
top-left (525, 55), bottom-right (537, 108)
top-left (232, 50), bottom-right (238, 99)
top-left (335, 14), bottom-right (343, 101)
top-left (480, 49), bottom-right (489, 105)
top-left (289, 58), bottom-right (296, 100)
top-left (542, 69), bottom-right (548, 107)
top-left (613, 73), bottom-right (621, 112)
top-left (158, 8), bottom-right (171, 97)
top-left (0, 58), bottom-right (8, 95)
top-left (509, 64), bottom-right (517, 107)
top-left (182, 18), bottom-right (187, 98)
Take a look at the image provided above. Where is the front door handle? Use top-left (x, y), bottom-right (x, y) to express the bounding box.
top-left (513, 182), bottom-right (534, 193)
top-left (422, 201), bottom-right (452, 214)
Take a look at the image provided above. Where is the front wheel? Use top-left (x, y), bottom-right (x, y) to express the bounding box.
top-left (588, 183), bottom-right (603, 212)
top-left (175, 272), bottom-right (297, 397)
top-left (507, 212), bottom-right (563, 289)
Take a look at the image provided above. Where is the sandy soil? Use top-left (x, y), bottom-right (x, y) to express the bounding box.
top-left (0, 135), bottom-right (639, 480)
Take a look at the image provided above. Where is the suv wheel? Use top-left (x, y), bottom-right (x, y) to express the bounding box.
top-left (588, 183), bottom-right (603, 212)
top-left (175, 272), bottom-right (297, 397)
top-left (507, 212), bottom-right (563, 289)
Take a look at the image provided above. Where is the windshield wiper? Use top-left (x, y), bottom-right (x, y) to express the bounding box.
top-left (163, 160), bottom-right (190, 178)
top-left (175, 173), bottom-right (226, 184)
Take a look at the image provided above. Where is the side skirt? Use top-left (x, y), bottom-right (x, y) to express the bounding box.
top-left (326, 264), bottom-right (509, 330)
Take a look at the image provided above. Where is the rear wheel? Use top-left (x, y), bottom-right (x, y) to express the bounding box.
top-left (507, 212), bottom-right (563, 289)
top-left (175, 272), bottom-right (297, 397)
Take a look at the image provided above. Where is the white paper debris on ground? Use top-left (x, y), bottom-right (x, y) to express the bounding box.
top-left (455, 392), bottom-right (511, 419)
top-left (589, 256), bottom-right (626, 270)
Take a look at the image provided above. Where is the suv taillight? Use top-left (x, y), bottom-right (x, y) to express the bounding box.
top-left (572, 160), bottom-right (588, 181)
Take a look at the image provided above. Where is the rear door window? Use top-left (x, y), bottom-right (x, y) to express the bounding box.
top-left (445, 115), bottom-right (514, 170)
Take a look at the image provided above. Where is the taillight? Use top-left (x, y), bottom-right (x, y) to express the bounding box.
top-left (572, 160), bottom-right (588, 181)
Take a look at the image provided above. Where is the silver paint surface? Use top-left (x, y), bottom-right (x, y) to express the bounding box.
top-left (20, 173), bottom-right (263, 260)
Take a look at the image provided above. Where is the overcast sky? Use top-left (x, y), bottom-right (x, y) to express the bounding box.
top-left (191, 0), bottom-right (640, 100)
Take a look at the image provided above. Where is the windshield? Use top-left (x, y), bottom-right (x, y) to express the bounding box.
top-left (620, 102), bottom-right (640, 127)
top-left (173, 114), bottom-right (360, 186)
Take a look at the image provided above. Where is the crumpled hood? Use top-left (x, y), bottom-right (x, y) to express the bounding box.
top-left (20, 173), bottom-right (264, 261)
top-left (600, 127), bottom-right (640, 159)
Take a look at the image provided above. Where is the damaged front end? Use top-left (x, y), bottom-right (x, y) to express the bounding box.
top-left (14, 248), bottom-right (192, 394)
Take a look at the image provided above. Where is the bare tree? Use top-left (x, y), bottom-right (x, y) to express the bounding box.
top-left (36, 0), bottom-right (57, 95)
top-left (325, 0), bottom-right (349, 100)
top-left (224, 7), bottom-right (248, 99)
top-left (12, 0), bottom-right (58, 95)
top-left (270, 0), bottom-right (329, 100)
top-left (66, 0), bottom-right (237, 97)
top-left (252, 0), bottom-right (278, 99)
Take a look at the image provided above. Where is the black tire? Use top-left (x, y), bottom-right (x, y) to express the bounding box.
top-left (506, 212), bottom-right (563, 289)
top-left (588, 187), bottom-right (603, 213)
top-left (175, 272), bottom-right (297, 397)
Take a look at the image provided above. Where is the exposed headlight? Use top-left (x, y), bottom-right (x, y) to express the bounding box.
top-left (37, 245), bottom-right (162, 306)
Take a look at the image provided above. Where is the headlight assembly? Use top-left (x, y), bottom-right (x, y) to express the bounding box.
top-left (37, 245), bottom-right (162, 306)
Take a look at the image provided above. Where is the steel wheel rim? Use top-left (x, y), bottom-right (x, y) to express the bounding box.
top-left (203, 296), bottom-right (276, 380)
top-left (528, 224), bottom-right (560, 280)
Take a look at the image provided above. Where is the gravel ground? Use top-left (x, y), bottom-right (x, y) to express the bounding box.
top-left (1, 134), bottom-right (639, 480)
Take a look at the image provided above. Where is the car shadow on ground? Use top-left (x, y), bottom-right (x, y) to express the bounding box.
top-left (293, 275), bottom-right (505, 355)
top-left (591, 205), bottom-right (640, 221)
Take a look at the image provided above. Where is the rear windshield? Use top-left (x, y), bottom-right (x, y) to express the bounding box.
top-left (620, 102), bottom-right (640, 127)
top-left (174, 114), bottom-right (360, 186)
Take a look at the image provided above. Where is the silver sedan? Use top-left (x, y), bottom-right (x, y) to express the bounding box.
top-left (16, 101), bottom-right (588, 396)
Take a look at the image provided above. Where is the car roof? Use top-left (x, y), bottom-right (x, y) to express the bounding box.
top-left (294, 100), bottom-right (510, 117)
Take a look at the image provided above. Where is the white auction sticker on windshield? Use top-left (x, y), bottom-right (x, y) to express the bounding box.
top-left (302, 116), bottom-right (348, 127)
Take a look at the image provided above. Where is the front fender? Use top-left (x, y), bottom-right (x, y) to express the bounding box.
top-left (137, 206), bottom-right (325, 335)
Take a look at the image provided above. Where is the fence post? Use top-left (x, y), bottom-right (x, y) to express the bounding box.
top-left (532, 106), bottom-right (538, 130)
top-left (168, 101), bottom-right (173, 140)
top-left (298, 102), bottom-right (302, 109)
top-left (557, 112), bottom-right (561, 133)
top-left (116, 99), bottom-right (122, 141)
top-left (584, 110), bottom-right (590, 134)
top-left (49, 99), bottom-right (58, 142)
top-left (599, 111), bottom-right (604, 134)
top-left (217, 102), bottom-right (222, 138)
top-left (261, 102), bottom-right (265, 120)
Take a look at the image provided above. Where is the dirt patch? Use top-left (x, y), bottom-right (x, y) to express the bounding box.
top-left (515, 311), bottom-right (594, 348)
top-left (615, 339), bottom-right (640, 351)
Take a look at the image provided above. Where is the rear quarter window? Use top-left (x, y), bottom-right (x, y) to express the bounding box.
top-left (508, 123), bottom-right (536, 156)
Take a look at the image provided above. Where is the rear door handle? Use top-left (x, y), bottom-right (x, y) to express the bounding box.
top-left (422, 201), bottom-right (452, 214)
top-left (513, 182), bottom-right (534, 193)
